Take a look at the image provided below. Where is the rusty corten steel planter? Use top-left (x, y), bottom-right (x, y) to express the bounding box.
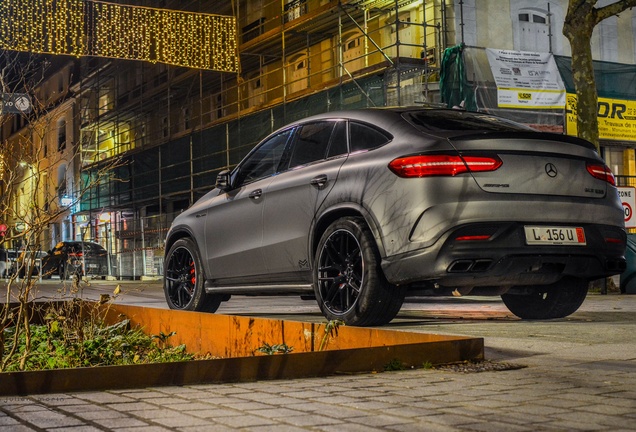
top-left (0, 302), bottom-right (483, 395)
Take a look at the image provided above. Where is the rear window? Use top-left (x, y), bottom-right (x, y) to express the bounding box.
top-left (63, 242), bottom-right (106, 253)
top-left (403, 111), bottom-right (534, 133)
top-left (349, 122), bottom-right (391, 152)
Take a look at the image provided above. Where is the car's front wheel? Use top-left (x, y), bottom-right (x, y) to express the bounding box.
top-left (313, 217), bottom-right (405, 326)
top-left (164, 237), bottom-right (223, 312)
top-left (501, 277), bottom-right (589, 319)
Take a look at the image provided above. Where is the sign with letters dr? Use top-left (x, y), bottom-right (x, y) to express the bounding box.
top-left (566, 95), bottom-right (636, 142)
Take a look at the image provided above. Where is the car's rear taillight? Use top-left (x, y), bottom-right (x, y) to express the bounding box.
top-left (586, 163), bottom-right (616, 186)
top-left (388, 154), bottom-right (502, 178)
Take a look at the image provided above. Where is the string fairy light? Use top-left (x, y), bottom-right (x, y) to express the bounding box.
top-left (0, 0), bottom-right (238, 72)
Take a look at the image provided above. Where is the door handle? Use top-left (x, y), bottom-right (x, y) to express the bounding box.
top-left (310, 174), bottom-right (328, 189)
top-left (249, 189), bottom-right (263, 199)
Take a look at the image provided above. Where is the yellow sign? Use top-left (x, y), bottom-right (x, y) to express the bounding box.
top-left (566, 94), bottom-right (636, 142)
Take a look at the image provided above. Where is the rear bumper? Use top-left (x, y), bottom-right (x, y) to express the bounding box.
top-left (381, 222), bottom-right (626, 287)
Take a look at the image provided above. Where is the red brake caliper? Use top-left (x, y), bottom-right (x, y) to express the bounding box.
top-left (189, 261), bottom-right (196, 285)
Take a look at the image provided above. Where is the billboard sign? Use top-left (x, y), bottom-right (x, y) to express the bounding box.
top-left (486, 49), bottom-right (565, 109)
top-left (566, 94), bottom-right (636, 142)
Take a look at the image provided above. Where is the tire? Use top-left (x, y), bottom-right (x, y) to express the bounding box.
top-left (163, 237), bottom-right (223, 312)
top-left (501, 277), bottom-right (589, 319)
top-left (313, 217), bottom-right (405, 326)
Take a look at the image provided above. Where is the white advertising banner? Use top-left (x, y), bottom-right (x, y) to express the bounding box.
top-left (486, 48), bottom-right (565, 109)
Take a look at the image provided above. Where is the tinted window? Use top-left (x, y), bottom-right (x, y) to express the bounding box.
top-left (349, 122), bottom-right (390, 152)
top-left (327, 121), bottom-right (348, 158)
top-left (287, 122), bottom-right (336, 169)
top-left (235, 130), bottom-right (292, 186)
top-left (404, 111), bottom-right (533, 132)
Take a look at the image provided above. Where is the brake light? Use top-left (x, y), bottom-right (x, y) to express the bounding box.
top-left (605, 237), bottom-right (624, 245)
top-left (455, 235), bottom-right (492, 241)
top-left (388, 155), bottom-right (502, 178)
top-left (586, 163), bottom-right (616, 186)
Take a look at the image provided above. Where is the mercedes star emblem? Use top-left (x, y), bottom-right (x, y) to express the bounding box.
top-left (545, 163), bottom-right (558, 178)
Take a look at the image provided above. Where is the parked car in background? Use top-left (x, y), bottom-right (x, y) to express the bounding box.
top-left (163, 108), bottom-right (626, 326)
top-left (10, 248), bottom-right (48, 278)
top-left (41, 241), bottom-right (109, 279)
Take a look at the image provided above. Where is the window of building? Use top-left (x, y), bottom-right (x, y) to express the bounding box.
top-left (57, 118), bottom-right (67, 152)
top-left (516, 8), bottom-right (550, 52)
top-left (284, 0), bottom-right (307, 23)
top-left (162, 117), bottom-right (169, 138)
top-left (99, 93), bottom-right (110, 114)
top-left (183, 107), bottom-right (191, 130)
top-left (345, 38), bottom-right (360, 52)
top-left (605, 148), bottom-right (624, 176)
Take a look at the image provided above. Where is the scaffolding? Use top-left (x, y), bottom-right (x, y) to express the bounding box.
top-left (75, 0), bottom-right (452, 278)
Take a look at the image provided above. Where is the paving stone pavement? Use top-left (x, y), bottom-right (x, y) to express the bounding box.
top-left (1, 282), bottom-right (635, 431)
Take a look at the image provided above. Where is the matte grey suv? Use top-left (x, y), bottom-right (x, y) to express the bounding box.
top-left (163, 108), bottom-right (626, 326)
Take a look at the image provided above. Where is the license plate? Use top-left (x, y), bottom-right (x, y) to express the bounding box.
top-left (87, 263), bottom-right (99, 268)
top-left (524, 226), bottom-right (586, 246)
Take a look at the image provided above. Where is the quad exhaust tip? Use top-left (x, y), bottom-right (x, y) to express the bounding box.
top-left (447, 259), bottom-right (493, 273)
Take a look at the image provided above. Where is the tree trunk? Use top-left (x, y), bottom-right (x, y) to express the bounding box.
top-left (563, 0), bottom-right (636, 151)
top-left (563, 4), bottom-right (598, 149)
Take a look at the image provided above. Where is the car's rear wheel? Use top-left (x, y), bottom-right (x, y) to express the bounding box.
top-left (313, 217), bottom-right (405, 326)
top-left (501, 277), bottom-right (589, 319)
top-left (164, 237), bottom-right (223, 312)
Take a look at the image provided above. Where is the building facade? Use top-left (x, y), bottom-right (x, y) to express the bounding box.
top-left (2, 0), bottom-right (636, 278)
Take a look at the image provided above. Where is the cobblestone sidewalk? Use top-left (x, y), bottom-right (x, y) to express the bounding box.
top-left (0, 293), bottom-right (634, 431)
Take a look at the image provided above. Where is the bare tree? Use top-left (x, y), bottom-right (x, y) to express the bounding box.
top-left (563, 0), bottom-right (636, 149)
top-left (0, 51), bottom-right (123, 371)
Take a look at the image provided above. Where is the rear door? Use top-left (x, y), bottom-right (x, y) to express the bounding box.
top-left (261, 120), bottom-right (348, 277)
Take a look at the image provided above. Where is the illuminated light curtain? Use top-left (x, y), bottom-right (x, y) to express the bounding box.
top-left (0, 0), bottom-right (84, 55)
top-left (0, 0), bottom-right (238, 73)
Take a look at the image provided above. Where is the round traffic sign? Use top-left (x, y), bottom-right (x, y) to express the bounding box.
top-left (624, 202), bottom-right (632, 222)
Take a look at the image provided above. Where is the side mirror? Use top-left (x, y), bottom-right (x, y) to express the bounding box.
top-left (215, 170), bottom-right (231, 191)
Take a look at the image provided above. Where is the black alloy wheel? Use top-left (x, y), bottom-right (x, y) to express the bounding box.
top-left (501, 277), bottom-right (589, 319)
top-left (314, 217), bottom-right (405, 326)
top-left (163, 237), bottom-right (223, 312)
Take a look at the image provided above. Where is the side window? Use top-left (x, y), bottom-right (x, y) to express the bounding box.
top-left (327, 121), bottom-right (348, 158)
top-left (349, 122), bottom-right (390, 153)
top-left (235, 129), bottom-right (292, 187)
top-left (287, 122), bottom-right (336, 169)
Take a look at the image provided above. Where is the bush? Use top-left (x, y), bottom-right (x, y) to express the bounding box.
top-left (2, 302), bottom-right (198, 372)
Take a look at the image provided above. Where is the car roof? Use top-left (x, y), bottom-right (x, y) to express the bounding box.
top-left (288, 107), bottom-right (414, 129)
